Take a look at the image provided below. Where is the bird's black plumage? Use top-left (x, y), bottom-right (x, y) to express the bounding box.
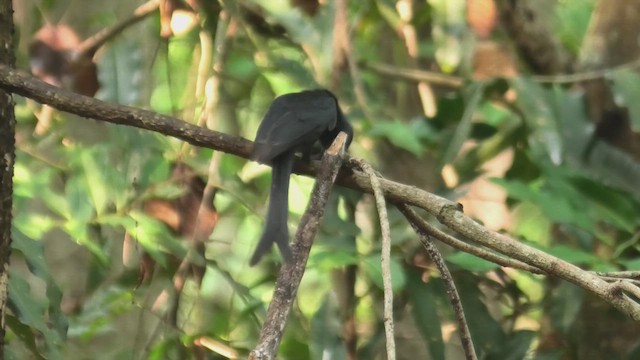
top-left (250, 89), bottom-right (352, 265)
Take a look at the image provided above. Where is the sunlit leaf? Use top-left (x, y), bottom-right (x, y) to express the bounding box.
top-left (13, 213), bottom-right (55, 240)
top-left (80, 148), bottom-right (110, 216)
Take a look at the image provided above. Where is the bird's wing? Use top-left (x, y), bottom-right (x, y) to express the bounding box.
top-left (252, 92), bottom-right (337, 162)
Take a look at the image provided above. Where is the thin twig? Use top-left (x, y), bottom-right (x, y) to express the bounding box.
top-left (363, 57), bottom-right (640, 87)
top-left (612, 281), bottom-right (640, 301)
top-left (601, 278), bottom-right (640, 287)
top-left (249, 133), bottom-right (348, 360)
top-left (362, 62), bottom-right (464, 88)
top-left (356, 159), bottom-right (396, 360)
top-left (398, 204), bottom-right (478, 360)
top-left (76, 0), bottom-right (160, 57)
top-left (595, 271), bottom-right (640, 279)
top-left (399, 206), bottom-right (545, 274)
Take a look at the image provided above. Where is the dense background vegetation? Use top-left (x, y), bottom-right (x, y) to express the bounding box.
top-left (6, 0), bottom-right (640, 359)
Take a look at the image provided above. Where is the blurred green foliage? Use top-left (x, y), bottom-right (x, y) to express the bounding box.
top-left (7, 0), bottom-right (640, 359)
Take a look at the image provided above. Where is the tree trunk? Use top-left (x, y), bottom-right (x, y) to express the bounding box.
top-left (0, 0), bottom-right (15, 357)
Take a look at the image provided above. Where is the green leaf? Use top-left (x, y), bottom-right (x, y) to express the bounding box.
top-left (309, 296), bottom-right (345, 360)
top-left (619, 257), bottom-right (640, 270)
top-left (446, 251), bottom-right (499, 272)
top-left (368, 120), bottom-right (425, 156)
top-left (97, 38), bottom-right (144, 106)
top-left (582, 140), bottom-right (640, 199)
top-left (9, 271), bottom-right (65, 360)
top-left (5, 314), bottom-right (46, 360)
top-left (65, 176), bottom-right (94, 223)
top-left (13, 164), bottom-right (54, 200)
top-left (310, 250), bottom-right (358, 270)
top-left (442, 82), bottom-right (485, 166)
top-left (456, 274), bottom-right (506, 356)
top-left (549, 282), bottom-right (584, 332)
top-left (569, 177), bottom-right (640, 232)
top-left (489, 330), bottom-right (535, 360)
top-left (611, 69), bottom-right (640, 131)
top-left (126, 211), bottom-right (188, 266)
top-left (362, 255), bottom-right (406, 292)
top-left (511, 202), bottom-right (551, 246)
top-left (493, 178), bottom-right (594, 232)
top-left (80, 148), bottom-right (110, 216)
top-left (407, 270), bottom-right (445, 360)
top-left (13, 213), bottom-right (55, 240)
top-left (510, 78), bottom-right (563, 163)
top-left (67, 286), bottom-right (134, 341)
top-left (546, 244), bottom-right (599, 265)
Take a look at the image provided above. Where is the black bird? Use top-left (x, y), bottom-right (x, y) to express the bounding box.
top-left (250, 89), bottom-right (353, 265)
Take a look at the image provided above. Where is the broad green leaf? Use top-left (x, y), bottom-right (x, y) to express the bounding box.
top-left (549, 283), bottom-right (584, 332)
top-left (569, 177), bottom-right (640, 232)
top-left (68, 286), bottom-right (135, 341)
top-left (446, 251), bottom-right (499, 272)
top-left (11, 231), bottom-right (66, 352)
top-left (13, 164), bottom-right (54, 200)
top-left (368, 120), bottom-right (425, 156)
top-left (80, 148), bottom-right (110, 216)
top-left (64, 176), bottom-right (94, 223)
top-left (611, 69), bottom-right (640, 131)
top-left (309, 296), bottom-right (345, 360)
top-left (97, 38), bottom-right (144, 106)
top-left (510, 78), bottom-right (563, 163)
top-left (493, 178), bottom-right (594, 232)
top-left (511, 202), bottom-right (551, 246)
top-left (442, 82), bottom-right (485, 166)
top-left (9, 271), bottom-right (64, 360)
top-left (407, 271), bottom-right (445, 360)
top-left (310, 250), bottom-right (358, 270)
top-left (362, 254), bottom-right (406, 292)
top-left (13, 213), bottom-right (55, 240)
top-left (126, 210), bottom-right (188, 265)
top-left (546, 244), bottom-right (599, 265)
top-left (619, 257), bottom-right (640, 270)
top-left (6, 314), bottom-right (46, 359)
top-left (555, 0), bottom-right (593, 53)
top-left (489, 330), bottom-right (535, 360)
top-left (456, 274), bottom-right (506, 357)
